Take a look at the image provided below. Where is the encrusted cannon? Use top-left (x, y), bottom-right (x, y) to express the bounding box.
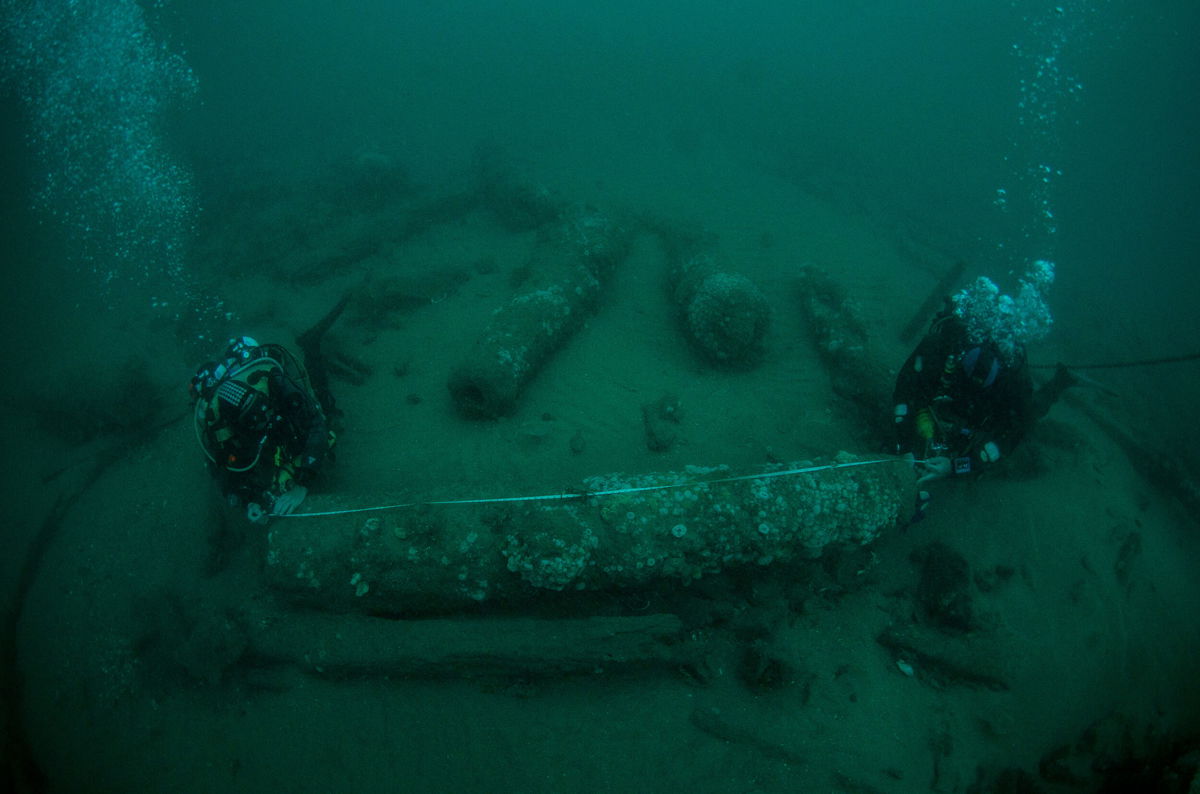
top-left (265, 453), bottom-right (914, 615)
top-left (448, 206), bottom-right (632, 418)
top-left (796, 265), bottom-right (893, 433)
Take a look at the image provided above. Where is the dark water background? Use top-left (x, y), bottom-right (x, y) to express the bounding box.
top-left (5, 0), bottom-right (1198, 440)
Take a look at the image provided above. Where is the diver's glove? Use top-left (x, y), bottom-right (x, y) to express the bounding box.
top-left (917, 456), bottom-right (953, 484)
top-left (271, 485), bottom-right (308, 516)
top-left (246, 502), bottom-right (269, 524)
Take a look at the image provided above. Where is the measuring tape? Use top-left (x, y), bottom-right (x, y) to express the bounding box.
top-left (282, 456), bottom-right (908, 519)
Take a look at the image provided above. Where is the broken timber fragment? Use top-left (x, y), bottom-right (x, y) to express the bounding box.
top-left (245, 611), bottom-right (694, 679)
top-left (877, 624), bottom-right (1010, 691)
top-left (265, 452), bottom-right (914, 615)
top-left (899, 259), bottom-right (966, 344)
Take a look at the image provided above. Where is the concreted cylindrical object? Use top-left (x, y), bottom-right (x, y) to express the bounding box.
top-left (796, 265), bottom-right (893, 435)
top-left (670, 251), bottom-right (770, 367)
top-left (264, 453), bottom-right (914, 615)
top-left (448, 206), bottom-right (632, 418)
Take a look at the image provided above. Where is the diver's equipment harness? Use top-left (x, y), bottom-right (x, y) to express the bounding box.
top-left (193, 343), bottom-right (316, 474)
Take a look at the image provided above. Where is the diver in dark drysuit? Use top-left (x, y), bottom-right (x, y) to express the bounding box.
top-left (190, 336), bottom-right (336, 521)
top-left (893, 310), bottom-right (1075, 481)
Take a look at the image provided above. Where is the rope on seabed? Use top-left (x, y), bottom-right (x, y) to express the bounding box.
top-left (1031, 350), bottom-right (1200, 370)
top-left (281, 456), bottom-right (910, 519)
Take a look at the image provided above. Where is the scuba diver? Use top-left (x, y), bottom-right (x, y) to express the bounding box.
top-left (190, 336), bottom-right (336, 522)
top-left (893, 262), bottom-right (1075, 483)
top-left (893, 312), bottom-right (1076, 480)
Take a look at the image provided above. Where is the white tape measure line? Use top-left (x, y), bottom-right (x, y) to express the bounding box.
top-left (283, 457), bottom-right (907, 519)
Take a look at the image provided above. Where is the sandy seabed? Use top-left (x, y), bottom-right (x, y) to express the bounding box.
top-left (4, 152), bottom-right (1199, 794)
